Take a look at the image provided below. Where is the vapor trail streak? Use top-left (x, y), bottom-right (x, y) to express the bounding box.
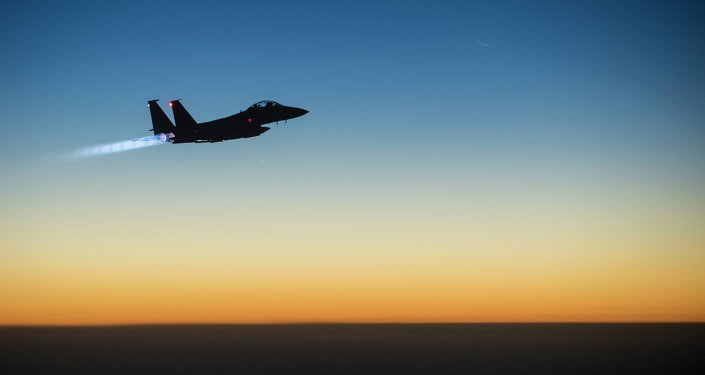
top-left (72, 133), bottom-right (173, 159)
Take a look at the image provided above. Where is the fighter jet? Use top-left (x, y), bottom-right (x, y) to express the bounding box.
top-left (147, 99), bottom-right (308, 143)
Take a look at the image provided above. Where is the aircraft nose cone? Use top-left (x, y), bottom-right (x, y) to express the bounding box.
top-left (282, 107), bottom-right (308, 122)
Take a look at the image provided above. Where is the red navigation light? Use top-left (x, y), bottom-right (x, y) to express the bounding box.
top-left (248, 118), bottom-right (252, 123)
top-left (169, 102), bottom-right (173, 107)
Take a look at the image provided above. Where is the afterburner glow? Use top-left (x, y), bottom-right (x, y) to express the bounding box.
top-left (72, 133), bottom-right (173, 159)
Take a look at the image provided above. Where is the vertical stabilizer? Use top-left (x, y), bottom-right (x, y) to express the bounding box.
top-left (147, 100), bottom-right (176, 135)
top-left (169, 100), bottom-right (197, 139)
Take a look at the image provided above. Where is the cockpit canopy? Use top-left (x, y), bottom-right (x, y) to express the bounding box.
top-left (249, 100), bottom-right (280, 109)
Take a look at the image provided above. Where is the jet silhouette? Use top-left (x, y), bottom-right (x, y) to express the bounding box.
top-left (148, 99), bottom-right (308, 143)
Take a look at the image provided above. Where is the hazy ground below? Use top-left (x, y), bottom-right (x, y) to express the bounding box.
top-left (1, 323), bottom-right (703, 374)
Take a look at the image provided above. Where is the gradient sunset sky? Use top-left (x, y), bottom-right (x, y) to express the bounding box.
top-left (1, 0), bottom-right (704, 324)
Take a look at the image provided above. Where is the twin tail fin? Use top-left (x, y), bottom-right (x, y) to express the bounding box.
top-left (169, 100), bottom-right (197, 138)
top-left (147, 100), bottom-right (176, 135)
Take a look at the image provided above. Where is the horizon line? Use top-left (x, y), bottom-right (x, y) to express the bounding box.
top-left (2, 321), bottom-right (704, 328)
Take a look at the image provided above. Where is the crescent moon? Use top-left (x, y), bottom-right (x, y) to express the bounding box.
top-left (475, 36), bottom-right (491, 47)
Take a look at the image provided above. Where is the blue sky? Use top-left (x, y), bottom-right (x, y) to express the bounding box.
top-left (1, 1), bottom-right (704, 323)
top-left (2, 0), bottom-right (702, 203)
top-left (1, 1), bottom-right (702, 161)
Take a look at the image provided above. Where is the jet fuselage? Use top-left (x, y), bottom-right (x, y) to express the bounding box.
top-left (148, 99), bottom-right (308, 144)
top-left (190, 102), bottom-right (308, 143)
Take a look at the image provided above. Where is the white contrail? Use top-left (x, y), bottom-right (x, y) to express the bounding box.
top-left (71, 133), bottom-right (174, 159)
top-left (475, 36), bottom-right (491, 47)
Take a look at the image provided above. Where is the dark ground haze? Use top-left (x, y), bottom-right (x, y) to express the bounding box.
top-left (1, 324), bottom-right (703, 374)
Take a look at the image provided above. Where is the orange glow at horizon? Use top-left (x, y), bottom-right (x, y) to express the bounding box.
top-left (2, 237), bottom-right (704, 325)
top-left (2, 161), bottom-right (704, 325)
